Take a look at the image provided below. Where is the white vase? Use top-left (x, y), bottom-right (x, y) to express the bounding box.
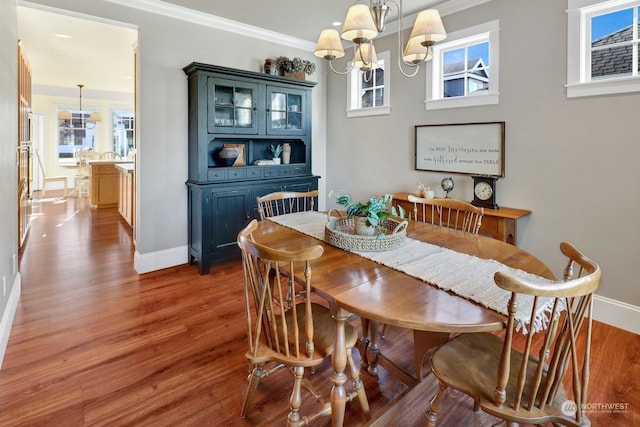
top-left (353, 216), bottom-right (376, 236)
top-left (272, 158), bottom-right (281, 164)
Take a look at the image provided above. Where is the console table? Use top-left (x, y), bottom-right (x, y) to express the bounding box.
top-left (393, 192), bottom-right (531, 245)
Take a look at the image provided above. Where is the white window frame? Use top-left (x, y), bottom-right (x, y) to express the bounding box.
top-left (111, 108), bottom-right (135, 158)
top-left (347, 50), bottom-right (391, 117)
top-left (426, 20), bottom-right (500, 110)
top-left (56, 104), bottom-right (99, 165)
top-left (567, 0), bottom-right (640, 98)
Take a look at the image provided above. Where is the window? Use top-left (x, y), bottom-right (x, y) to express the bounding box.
top-left (427, 20), bottom-right (500, 110)
top-left (443, 43), bottom-right (489, 97)
top-left (567, 0), bottom-right (640, 97)
top-left (112, 110), bottom-right (135, 158)
top-left (347, 50), bottom-right (390, 117)
top-left (57, 109), bottom-right (97, 164)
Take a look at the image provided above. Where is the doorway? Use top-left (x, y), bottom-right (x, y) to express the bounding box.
top-left (17, 5), bottom-right (138, 249)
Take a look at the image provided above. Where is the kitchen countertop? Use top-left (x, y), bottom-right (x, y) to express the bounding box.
top-left (115, 163), bottom-right (134, 173)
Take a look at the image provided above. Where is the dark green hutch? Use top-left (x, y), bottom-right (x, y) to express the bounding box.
top-left (183, 62), bottom-right (319, 274)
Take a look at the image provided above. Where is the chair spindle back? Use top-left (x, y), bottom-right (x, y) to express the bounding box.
top-left (257, 190), bottom-right (318, 220)
top-left (407, 194), bottom-right (484, 235)
top-left (493, 241), bottom-right (601, 424)
top-left (238, 220), bottom-right (324, 364)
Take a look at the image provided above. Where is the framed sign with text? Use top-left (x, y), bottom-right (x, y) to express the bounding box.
top-left (415, 122), bottom-right (505, 177)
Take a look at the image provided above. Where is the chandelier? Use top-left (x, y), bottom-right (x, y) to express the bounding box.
top-left (58, 84), bottom-right (102, 128)
top-left (314, 0), bottom-right (447, 78)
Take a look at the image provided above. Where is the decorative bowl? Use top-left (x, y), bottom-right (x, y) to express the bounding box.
top-left (217, 147), bottom-right (238, 167)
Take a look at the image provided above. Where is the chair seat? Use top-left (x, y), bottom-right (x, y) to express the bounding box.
top-left (431, 333), bottom-right (581, 425)
top-left (247, 303), bottom-right (359, 366)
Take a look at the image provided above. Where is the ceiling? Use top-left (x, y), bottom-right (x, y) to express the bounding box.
top-left (17, 0), bottom-right (455, 94)
top-left (158, 0), bottom-right (445, 41)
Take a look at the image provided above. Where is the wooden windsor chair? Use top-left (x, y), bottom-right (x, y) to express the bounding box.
top-left (426, 241), bottom-right (601, 427)
top-left (237, 220), bottom-right (370, 426)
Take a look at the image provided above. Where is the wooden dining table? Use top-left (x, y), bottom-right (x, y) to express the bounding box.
top-left (250, 215), bottom-right (555, 426)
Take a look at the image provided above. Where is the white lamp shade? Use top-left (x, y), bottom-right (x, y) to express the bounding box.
top-left (403, 38), bottom-right (433, 64)
top-left (89, 112), bottom-right (102, 122)
top-left (341, 4), bottom-right (378, 43)
top-left (353, 42), bottom-right (378, 71)
top-left (314, 29), bottom-right (345, 59)
top-left (58, 110), bottom-right (72, 120)
top-left (408, 9), bottom-right (447, 47)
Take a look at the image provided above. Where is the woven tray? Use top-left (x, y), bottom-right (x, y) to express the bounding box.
top-left (325, 216), bottom-right (408, 252)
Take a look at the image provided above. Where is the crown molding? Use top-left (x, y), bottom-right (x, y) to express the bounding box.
top-left (438, 0), bottom-right (494, 17)
top-left (101, 0), bottom-right (316, 51)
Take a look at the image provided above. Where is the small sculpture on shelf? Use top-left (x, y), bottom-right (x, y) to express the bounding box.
top-left (441, 177), bottom-right (454, 198)
top-left (417, 181), bottom-right (435, 199)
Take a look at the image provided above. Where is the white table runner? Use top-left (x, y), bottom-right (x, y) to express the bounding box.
top-left (268, 211), bottom-right (559, 333)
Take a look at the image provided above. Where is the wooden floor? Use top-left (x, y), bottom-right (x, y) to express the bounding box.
top-left (1, 191), bottom-right (638, 426)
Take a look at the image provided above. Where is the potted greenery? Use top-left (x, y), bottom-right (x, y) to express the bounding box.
top-left (270, 144), bottom-right (282, 164)
top-left (336, 193), bottom-right (392, 236)
top-left (274, 56), bottom-right (316, 79)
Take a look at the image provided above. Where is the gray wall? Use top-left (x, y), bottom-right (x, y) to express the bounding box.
top-left (325, 0), bottom-right (640, 305)
top-left (0, 0), bottom-right (18, 332)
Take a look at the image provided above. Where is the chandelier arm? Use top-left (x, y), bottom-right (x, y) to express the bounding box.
top-left (392, 0), bottom-right (421, 78)
top-left (329, 59), bottom-right (353, 75)
top-left (397, 60), bottom-right (422, 77)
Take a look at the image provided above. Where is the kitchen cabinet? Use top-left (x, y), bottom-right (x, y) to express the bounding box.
top-left (89, 161), bottom-right (129, 208)
top-left (116, 163), bottom-right (134, 227)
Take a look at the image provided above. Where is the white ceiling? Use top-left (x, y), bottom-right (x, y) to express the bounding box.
top-left (17, 6), bottom-right (137, 94)
top-left (16, 0), bottom-right (463, 94)
top-left (158, 0), bottom-right (446, 41)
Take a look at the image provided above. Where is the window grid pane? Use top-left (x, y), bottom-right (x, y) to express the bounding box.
top-left (112, 110), bottom-right (134, 158)
top-left (442, 42), bottom-right (490, 98)
top-left (359, 66), bottom-right (384, 108)
top-left (58, 110), bottom-right (96, 160)
top-left (590, 6), bottom-right (639, 80)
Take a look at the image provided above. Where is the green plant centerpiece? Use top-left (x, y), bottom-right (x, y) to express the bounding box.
top-left (336, 193), bottom-right (392, 236)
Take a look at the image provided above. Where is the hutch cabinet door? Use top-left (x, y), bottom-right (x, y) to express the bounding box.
top-left (266, 86), bottom-right (307, 136)
top-left (210, 189), bottom-right (253, 255)
top-left (207, 77), bottom-right (259, 134)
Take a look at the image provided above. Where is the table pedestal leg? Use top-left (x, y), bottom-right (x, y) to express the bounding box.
top-left (413, 330), bottom-right (450, 381)
top-left (359, 317), bottom-right (370, 372)
top-left (331, 308), bottom-right (348, 426)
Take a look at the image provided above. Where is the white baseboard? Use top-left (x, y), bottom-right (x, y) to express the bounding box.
top-left (133, 245), bottom-right (189, 274)
top-left (593, 294), bottom-right (640, 335)
top-left (0, 274), bottom-right (21, 369)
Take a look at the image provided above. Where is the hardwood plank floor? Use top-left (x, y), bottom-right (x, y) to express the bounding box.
top-left (2, 191), bottom-right (638, 426)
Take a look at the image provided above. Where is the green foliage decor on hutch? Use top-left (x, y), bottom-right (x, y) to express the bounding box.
top-left (183, 62), bottom-right (319, 274)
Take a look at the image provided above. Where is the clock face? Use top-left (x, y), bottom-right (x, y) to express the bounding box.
top-left (474, 181), bottom-right (493, 200)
